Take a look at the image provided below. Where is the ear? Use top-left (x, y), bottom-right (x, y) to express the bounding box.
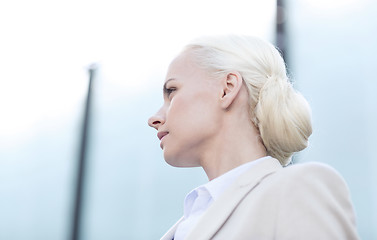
top-left (220, 71), bottom-right (243, 109)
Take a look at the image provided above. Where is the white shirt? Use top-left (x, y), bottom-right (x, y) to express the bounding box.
top-left (174, 156), bottom-right (271, 240)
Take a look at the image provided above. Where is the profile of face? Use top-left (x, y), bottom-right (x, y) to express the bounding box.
top-left (148, 51), bottom-right (224, 167)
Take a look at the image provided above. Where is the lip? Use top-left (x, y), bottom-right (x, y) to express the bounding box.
top-left (157, 131), bottom-right (168, 140)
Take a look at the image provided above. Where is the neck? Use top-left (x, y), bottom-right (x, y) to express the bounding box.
top-left (199, 118), bottom-right (267, 181)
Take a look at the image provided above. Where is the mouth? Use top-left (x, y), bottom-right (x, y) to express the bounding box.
top-left (157, 131), bottom-right (168, 140)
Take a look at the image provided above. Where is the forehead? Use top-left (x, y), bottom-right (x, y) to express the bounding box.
top-left (165, 50), bottom-right (199, 81)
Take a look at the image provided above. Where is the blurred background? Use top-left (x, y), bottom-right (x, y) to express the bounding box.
top-left (0, 0), bottom-right (375, 239)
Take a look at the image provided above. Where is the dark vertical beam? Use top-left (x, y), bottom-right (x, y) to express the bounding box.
top-left (276, 0), bottom-right (296, 164)
top-left (276, 0), bottom-right (288, 63)
top-left (70, 64), bottom-right (97, 240)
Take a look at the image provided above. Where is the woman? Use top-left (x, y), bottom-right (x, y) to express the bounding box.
top-left (148, 35), bottom-right (359, 240)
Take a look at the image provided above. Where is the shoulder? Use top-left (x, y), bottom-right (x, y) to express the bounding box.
top-left (269, 162), bottom-right (359, 239)
top-left (280, 161), bottom-right (342, 177)
top-left (268, 161), bottom-right (352, 202)
top-left (210, 160), bottom-right (359, 239)
top-left (274, 161), bottom-right (348, 188)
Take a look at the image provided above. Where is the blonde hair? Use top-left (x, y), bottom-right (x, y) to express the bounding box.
top-left (184, 35), bottom-right (312, 166)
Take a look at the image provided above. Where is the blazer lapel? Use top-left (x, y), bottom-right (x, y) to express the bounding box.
top-left (185, 157), bottom-right (282, 240)
top-left (160, 217), bottom-right (184, 240)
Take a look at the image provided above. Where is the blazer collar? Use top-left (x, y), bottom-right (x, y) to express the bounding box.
top-left (185, 157), bottom-right (282, 240)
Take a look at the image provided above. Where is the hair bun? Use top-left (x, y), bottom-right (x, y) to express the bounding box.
top-left (255, 74), bottom-right (312, 165)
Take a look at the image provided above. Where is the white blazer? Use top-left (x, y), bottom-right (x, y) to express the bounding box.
top-left (161, 157), bottom-right (359, 240)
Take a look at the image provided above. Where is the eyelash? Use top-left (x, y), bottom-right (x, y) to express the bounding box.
top-left (166, 88), bottom-right (176, 96)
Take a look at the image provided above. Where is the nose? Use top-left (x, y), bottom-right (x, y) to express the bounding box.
top-left (148, 108), bottom-right (165, 130)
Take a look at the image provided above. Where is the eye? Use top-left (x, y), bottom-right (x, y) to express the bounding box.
top-left (166, 87), bottom-right (177, 98)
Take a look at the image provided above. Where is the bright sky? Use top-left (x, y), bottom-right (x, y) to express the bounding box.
top-left (0, 0), bottom-right (275, 145)
top-left (304, 0), bottom-right (367, 11)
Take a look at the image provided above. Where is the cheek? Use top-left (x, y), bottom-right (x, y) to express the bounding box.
top-left (168, 93), bottom-right (220, 139)
top-left (163, 93), bottom-right (221, 167)
top-left (169, 95), bottom-right (213, 125)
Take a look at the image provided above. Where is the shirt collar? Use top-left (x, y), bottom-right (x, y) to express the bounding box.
top-left (183, 156), bottom-right (272, 218)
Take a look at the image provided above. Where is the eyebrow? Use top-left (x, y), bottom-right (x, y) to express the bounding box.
top-left (163, 78), bottom-right (176, 95)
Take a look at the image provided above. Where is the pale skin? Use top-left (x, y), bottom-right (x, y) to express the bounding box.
top-left (148, 50), bottom-right (267, 180)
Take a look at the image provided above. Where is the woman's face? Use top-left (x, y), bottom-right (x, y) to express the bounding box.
top-left (148, 51), bottom-right (223, 167)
